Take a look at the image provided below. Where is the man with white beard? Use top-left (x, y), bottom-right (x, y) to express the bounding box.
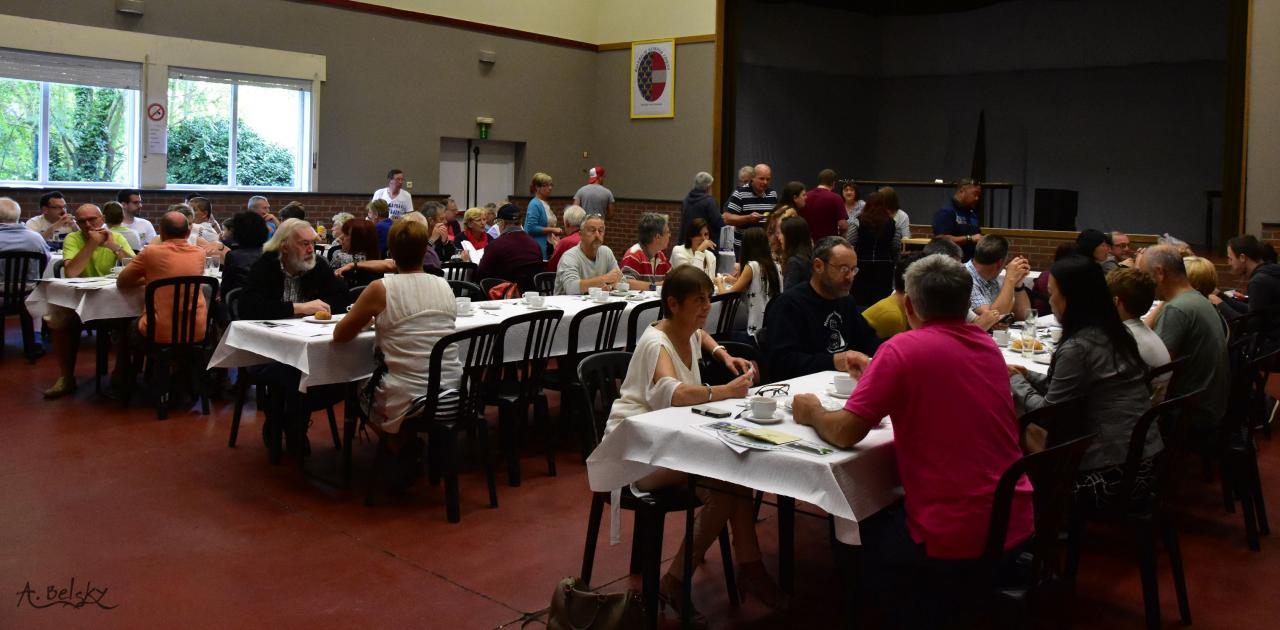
top-left (238, 218), bottom-right (349, 459)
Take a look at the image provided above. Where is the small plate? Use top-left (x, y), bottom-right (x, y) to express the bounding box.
top-left (743, 410), bottom-right (783, 424)
top-left (825, 387), bottom-right (852, 399)
top-left (478, 303), bottom-right (502, 310)
top-left (526, 304), bottom-right (549, 310)
top-left (303, 315), bottom-right (342, 324)
top-left (610, 290), bottom-right (631, 297)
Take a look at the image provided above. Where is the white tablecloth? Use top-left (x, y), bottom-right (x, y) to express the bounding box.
top-left (25, 277), bottom-right (143, 322)
top-left (586, 371), bottom-right (901, 545)
top-left (43, 253), bottom-right (63, 279)
top-left (208, 293), bottom-right (698, 391)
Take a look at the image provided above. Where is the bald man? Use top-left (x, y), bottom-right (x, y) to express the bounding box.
top-left (723, 162), bottom-right (777, 255)
top-left (43, 204), bottom-right (136, 398)
top-left (117, 211), bottom-right (209, 343)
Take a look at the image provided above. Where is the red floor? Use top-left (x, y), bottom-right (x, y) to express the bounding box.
top-left (1, 326), bottom-right (1279, 629)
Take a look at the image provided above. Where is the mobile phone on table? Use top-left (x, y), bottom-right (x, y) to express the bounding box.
top-left (692, 405), bottom-right (731, 419)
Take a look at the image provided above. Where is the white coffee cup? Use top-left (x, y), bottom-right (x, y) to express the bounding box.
top-left (750, 396), bottom-right (777, 419)
top-left (588, 287), bottom-right (603, 300)
top-left (593, 290), bottom-right (610, 303)
top-left (528, 294), bottom-right (546, 308)
top-left (523, 291), bottom-right (539, 303)
top-left (1050, 327), bottom-right (1063, 343)
top-left (992, 329), bottom-right (1010, 346)
top-left (456, 297), bottom-right (473, 315)
top-left (833, 373), bottom-right (855, 396)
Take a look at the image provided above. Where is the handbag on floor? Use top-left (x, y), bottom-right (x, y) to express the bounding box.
top-left (546, 577), bottom-right (644, 630)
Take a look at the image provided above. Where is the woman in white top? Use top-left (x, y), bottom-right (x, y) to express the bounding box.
top-left (602, 266), bottom-right (783, 618)
top-left (718, 227), bottom-right (781, 339)
top-left (669, 217), bottom-right (718, 279)
top-left (1106, 267), bottom-right (1173, 396)
top-left (334, 219), bottom-right (462, 446)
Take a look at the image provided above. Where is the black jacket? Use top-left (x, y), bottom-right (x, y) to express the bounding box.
top-left (1220, 263), bottom-right (1280, 317)
top-left (677, 188), bottom-right (726, 247)
top-left (220, 245), bottom-right (263, 299)
top-left (763, 281), bottom-right (881, 381)
top-left (238, 250), bottom-right (350, 320)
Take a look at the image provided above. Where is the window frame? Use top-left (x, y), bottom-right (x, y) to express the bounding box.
top-left (166, 68), bottom-right (313, 193)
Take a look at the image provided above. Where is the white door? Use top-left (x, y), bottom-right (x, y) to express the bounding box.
top-left (439, 138), bottom-right (517, 209)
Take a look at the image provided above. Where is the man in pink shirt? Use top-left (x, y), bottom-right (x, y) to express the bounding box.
top-left (800, 168), bottom-right (848, 241)
top-left (117, 211), bottom-right (208, 343)
top-left (793, 253), bottom-right (1032, 614)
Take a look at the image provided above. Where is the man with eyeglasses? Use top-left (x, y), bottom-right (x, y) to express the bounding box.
top-left (26, 191), bottom-right (76, 243)
top-left (763, 235), bottom-right (880, 381)
top-left (42, 204), bottom-right (136, 399)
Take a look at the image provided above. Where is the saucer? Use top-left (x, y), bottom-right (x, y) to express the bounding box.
top-left (478, 303), bottom-right (502, 310)
top-left (825, 387), bottom-right (852, 399)
top-left (457, 310), bottom-right (476, 317)
top-left (526, 304), bottom-right (549, 310)
top-left (744, 409), bottom-right (783, 424)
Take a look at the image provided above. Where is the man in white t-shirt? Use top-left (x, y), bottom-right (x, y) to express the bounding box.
top-left (117, 189), bottom-right (156, 246)
top-left (25, 191), bottom-right (76, 242)
top-left (372, 169), bottom-right (414, 220)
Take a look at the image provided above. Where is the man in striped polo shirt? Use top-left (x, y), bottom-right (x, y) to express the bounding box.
top-left (722, 162), bottom-right (777, 256)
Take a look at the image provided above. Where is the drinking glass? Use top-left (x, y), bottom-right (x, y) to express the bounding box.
top-left (1021, 324), bottom-right (1036, 359)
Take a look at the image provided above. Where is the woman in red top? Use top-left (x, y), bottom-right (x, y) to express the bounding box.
top-left (460, 207), bottom-right (490, 252)
top-left (620, 212), bottom-right (672, 285)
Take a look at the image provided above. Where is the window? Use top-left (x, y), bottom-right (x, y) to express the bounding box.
top-left (168, 68), bottom-right (311, 190)
top-left (0, 48), bottom-right (140, 186)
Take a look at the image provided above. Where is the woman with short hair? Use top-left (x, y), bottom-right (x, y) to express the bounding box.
top-left (599, 265), bottom-right (781, 619)
top-left (620, 212), bottom-right (673, 286)
top-left (523, 172), bottom-right (562, 259)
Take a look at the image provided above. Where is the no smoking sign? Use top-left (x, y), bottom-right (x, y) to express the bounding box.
top-left (147, 103), bottom-right (166, 122)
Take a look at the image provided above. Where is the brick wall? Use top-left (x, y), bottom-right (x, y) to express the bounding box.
top-left (0, 187), bottom-right (446, 232)
top-left (509, 195), bottom-right (683, 256)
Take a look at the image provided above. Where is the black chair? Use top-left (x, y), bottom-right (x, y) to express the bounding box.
top-left (441, 260), bottom-right (477, 283)
top-left (124, 276), bottom-right (219, 419)
top-left (486, 309), bottom-right (562, 486)
top-left (702, 340), bottom-right (760, 389)
top-left (0, 252), bottom-right (48, 361)
top-left (348, 285), bottom-right (367, 305)
top-left (708, 291), bottom-right (745, 341)
top-left (542, 301), bottom-right (627, 461)
top-left (448, 280), bottom-right (485, 301)
top-left (1144, 356), bottom-right (1187, 404)
top-left (365, 324), bottom-right (502, 522)
top-left (534, 271), bottom-right (556, 295)
top-left (1017, 395), bottom-right (1088, 452)
top-left (576, 351), bottom-right (738, 629)
top-left (624, 299), bottom-right (665, 351)
top-left (1216, 346), bottom-right (1278, 551)
top-left (51, 258), bottom-right (65, 278)
top-left (478, 277), bottom-right (507, 298)
top-left (1065, 390), bottom-right (1205, 630)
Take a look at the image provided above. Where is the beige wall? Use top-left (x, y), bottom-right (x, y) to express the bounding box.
top-left (1247, 0), bottom-right (1280, 233)
top-left (348, 0), bottom-right (715, 44)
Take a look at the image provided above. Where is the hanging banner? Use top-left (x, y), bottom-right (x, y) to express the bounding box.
top-left (630, 39), bottom-right (675, 119)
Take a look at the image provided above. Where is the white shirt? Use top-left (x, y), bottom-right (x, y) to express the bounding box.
top-left (191, 222), bottom-right (220, 244)
top-left (606, 325), bottom-right (703, 436)
top-left (745, 260), bottom-right (780, 337)
top-left (1124, 318), bottom-right (1172, 371)
top-left (25, 214), bottom-right (75, 241)
top-left (123, 216), bottom-right (157, 245)
top-left (373, 187), bottom-right (414, 220)
top-left (670, 245), bottom-right (716, 279)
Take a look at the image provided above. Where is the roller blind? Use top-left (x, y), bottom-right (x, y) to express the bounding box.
top-left (0, 47), bottom-right (141, 90)
top-left (169, 67), bottom-right (313, 92)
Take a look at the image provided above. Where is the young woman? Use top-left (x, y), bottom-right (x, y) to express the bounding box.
top-left (779, 215), bottom-right (813, 290)
top-left (1009, 255), bottom-right (1156, 509)
top-left (841, 180), bottom-right (864, 221)
top-left (333, 219), bottom-right (462, 484)
top-left (523, 172), bottom-right (562, 259)
top-left (331, 218), bottom-right (383, 287)
top-left (670, 217), bottom-right (718, 279)
top-left (719, 227), bottom-right (782, 340)
top-left (876, 186), bottom-right (911, 241)
top-left (601, 265), bottom-right (782, 619)
top-left (845, 192), bottom-right (900, 306)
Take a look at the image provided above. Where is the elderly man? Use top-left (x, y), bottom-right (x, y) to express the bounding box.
top-left (373, 168), bottom-right (413, 220)
top-left (678, 171), bottom-right (725, 247)
top-left (239, 218), bottom-right (349, 457)
top-left (547, 204), bottom-right (587, 272)
top-left (554, 215), bottom-right (647, 295)
top-left (1110, 231), bottom-right (1134, 267)
top-left (0, 197), bottom-right (51, 272)
top-left (932, 179), bottom-right (984, 260)
top-left (42, 204), bottom-right (136, 398)
top-left (801, 169), bottom-right (848, 240)
top-left (966, 235), bottom-right (1030, 321)
top-left (1139, 245), bottom-right (1229, 436)
top-left (26, 191), bottom-right (76, 243)
top-left (763, 236), bottom-right (881, 381)
top-left (723, 163), bottom-right (777, 253)
top-left (420, 201), bottom-right (458, 262)
top-left (792, 254), bottom-right (1032, 622)
top-left (620, 213), bottom-right (672, 286)
top-left (442, 197), bottom-right (464, 245)
top-left (475, 203), bottom-right (546, 293)
top-left (573, 165), bottom-right (615, 218)
top-left (247, 195), bottom-right (277, 234)
top-left (117, 189), bottom-right (156, 246)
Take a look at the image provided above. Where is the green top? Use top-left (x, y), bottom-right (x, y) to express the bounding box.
top-left (1153, 289), bottom-right (1229, 430)
top-left (62, 231), bottom-right (135, 277)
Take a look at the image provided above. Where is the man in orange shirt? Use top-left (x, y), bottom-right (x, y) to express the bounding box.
top-left (117, 211), bottom-right (208, 344)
